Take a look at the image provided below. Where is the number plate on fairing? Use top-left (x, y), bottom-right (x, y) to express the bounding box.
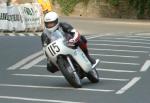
top-left (47, 42), bottom-right (60, 56)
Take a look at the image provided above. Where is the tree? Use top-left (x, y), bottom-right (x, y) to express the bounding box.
top-left (129, 0), bottom-right (150, 19)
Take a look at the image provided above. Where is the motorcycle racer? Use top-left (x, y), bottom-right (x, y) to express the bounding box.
top-left (41, 11), bottom-right (99, 73)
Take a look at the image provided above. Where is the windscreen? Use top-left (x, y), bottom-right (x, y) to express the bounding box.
top-left (50, 29), bottom-right (65, 42)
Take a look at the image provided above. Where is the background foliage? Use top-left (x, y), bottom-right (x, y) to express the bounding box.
top-left (108, 0), bottom-right (119, 6)
top-left (52, 0), bottom-right (90, 15)
top-left (129, 0), bottom-right (150, 18)
top-left (52, 0), bottom-right (150, 19)
top-left (108, 0), bottom-right (150, 19)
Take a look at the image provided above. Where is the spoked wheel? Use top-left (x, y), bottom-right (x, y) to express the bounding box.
top-left (87, 68), bottom-right (99, 83)
top-left (57, 56), bottom-right (82, 88)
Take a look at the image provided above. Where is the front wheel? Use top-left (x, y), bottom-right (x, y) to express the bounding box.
top-left (87, 68), bottom-right (99, 83)
top-left (57, 56), bottom-right (82, 88)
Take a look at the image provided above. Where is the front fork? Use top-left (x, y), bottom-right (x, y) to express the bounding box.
top-left (66, 56), bottom-right (76, 72)
top-left (66, 56), bottom-right (81, 84)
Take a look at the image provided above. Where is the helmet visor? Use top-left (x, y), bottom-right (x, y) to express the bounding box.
top-left (45, 19), bottom-right (58, 28)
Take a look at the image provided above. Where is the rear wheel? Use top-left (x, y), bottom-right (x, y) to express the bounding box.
top-left (57, 56), bottom-right (82, 88)
top-left (87, 68), bottom-right (99, 83)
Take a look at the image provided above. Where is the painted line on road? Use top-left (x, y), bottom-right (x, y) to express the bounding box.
top-left (33, 64), bottom-right (46, 68)
top-left (90, 54), bottom-right (139, 58)
top-left (100, 61), bottom-right (140, 66)
top-left (33, 65), bottom-right (137, 73)
top-left (116, 77), bottom-right (141, 94)
top-left (12, 74), bottom-right (129, 82)
top-left (0, 34), bottom-right (4, 36)
top-left (8, 33), bottom-right (15, 36)
top-left (86, 33), bottom-right (112, 40)
top-left (28, 33), bottom-right (35, 36)
top-left (18, 33), bottom-right (25, 36)
top-left (36, 32), bottom-right (42, 36)
top-left (97, 68), bottom-right (137, 73)
top-left (20, 55), bottom-right (46, 70)
top-left (135, 33), bottom-right (150, 36)
top-left (7, 50), bottom-right (43, 70)
top-left (89, 39), bottom-right (150, 45)
top-left (140, 60), bottom-right (150, 72)
top-left (101, 34), bottom-right (150, 39)
top-left (89, 48), bottom-right (149, 53)
top-left (100, 37), bottom-right (150, 42)
top-left (89, 43), bottom-right (150, 49)
top-left (0, 96), bottom-right (83, 103)
top-left (126, 35), bottom-right (150, 39)
top-left (0, 83), bottom-right (114, 93)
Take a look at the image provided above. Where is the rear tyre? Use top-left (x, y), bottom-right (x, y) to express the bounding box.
top-left (57, 56), bottom-right (82, 88)
top-left (87, 68), bottom-right (99, 83)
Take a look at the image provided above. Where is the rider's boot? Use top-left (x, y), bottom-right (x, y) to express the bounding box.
top-left (83, 49), bottom-right (99, 68)
top-left (44, 52), bottom-right (59, 73)
top-left (47, 60), bottom-right (59, 73)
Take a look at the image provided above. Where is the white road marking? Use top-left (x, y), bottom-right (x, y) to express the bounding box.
top-left (126, 35), bottom-right (150, 39)
top-left (108, 34), bottom-right (150, 39)
top-left (12, 74), bottom-right (129, 81)
top-left (36, 33), bottom-right (42, 36)
top-left (34, 65), bottom-right (137, 73)
top-left (0, 34), bottom-right (4, 36)
top-left (90, 54), bottom-right (139, 58)
top-left (97, 68), bottom-right (137, 73)
top-left (28, 33), bottom-right (35, 36)
top-left (101, 37), bottom-right (150, 42)
top-left (33, 64), bottom-right (46, 68)
top-left (135, 33), bottom-right (150, 36)
top-left (89, 39), bottom-right (150, 45)
top-left (89, 48), bottom-right (149, 53)
top-left (101, 78), bottom-right (129, 81)
top-left (86, 33), bottom-right (112, 40)
top-left (0, 96), bottom-right (83, 103)
top-left (116, 77), bottom-right (141, 94)
top-left (101, 61), bottom-right (140, 65)
top-left (0, 83), bottom-right (114, 92)
top-left (7, 50), bottom-right (44, 70)
top-left (31, 65), bottom-right (137, 73)
top-left (8, 33), bottom-right (15, 36)
top-left (18, 33), bottom-right (25, 36)
top-left (20, 55), bottom-right (46, 69)
top-left (140, 60), bottom-right (150, 72)
top-left (89, 43), bottom-right (150, 49)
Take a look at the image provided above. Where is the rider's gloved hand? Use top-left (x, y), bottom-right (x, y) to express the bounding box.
top-left (68, 29), bottom-right (80, 44)
top-left (68, 38), bottom-right (76, 44)
top-left (68, 39), bottom-right (76, 48)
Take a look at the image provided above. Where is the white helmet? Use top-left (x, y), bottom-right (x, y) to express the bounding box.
top-left (44, 11), bottom-right (59, 32)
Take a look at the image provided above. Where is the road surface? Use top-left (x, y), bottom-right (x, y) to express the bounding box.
top-left (0, 17), bottom-right (150, 103)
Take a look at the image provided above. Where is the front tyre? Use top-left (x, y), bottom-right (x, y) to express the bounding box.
top-left (57, 56), bottom-right (82, 88)
top-left (87, 68), bottom-right (99, 83)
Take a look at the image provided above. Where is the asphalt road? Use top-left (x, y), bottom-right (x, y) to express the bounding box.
top-left (61, 17), bottom-right (150, 34)
top-left (0, 18), bottom-right (150, 103)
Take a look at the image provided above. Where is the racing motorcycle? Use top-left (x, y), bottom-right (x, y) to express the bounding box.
top-left (45, 29), bottom-right (99, 88)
